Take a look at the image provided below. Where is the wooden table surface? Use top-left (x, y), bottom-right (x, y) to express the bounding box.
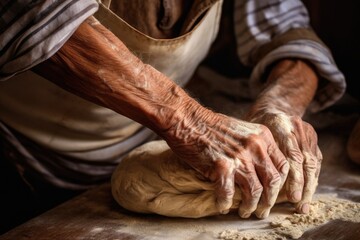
top-left (1, 75), bottom-right (359, 240)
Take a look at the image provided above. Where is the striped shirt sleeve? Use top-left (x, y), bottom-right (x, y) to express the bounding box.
top-left (234, 0), bottom-right (346, 112)
top-left (0, 0), bottom-right (99, 81)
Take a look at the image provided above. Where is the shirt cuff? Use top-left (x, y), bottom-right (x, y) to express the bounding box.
top-left (249, 39), bottom-right (346, 112)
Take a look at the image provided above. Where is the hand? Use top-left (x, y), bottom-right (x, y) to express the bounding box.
top-left (162, 104), bottom-right (289, 218)
top-left (249, 112), bottom-right (322, 214)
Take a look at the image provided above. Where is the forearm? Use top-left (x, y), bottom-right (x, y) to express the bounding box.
top-left (247, 59), bottom-right (318, 119)
top-left (33, 18), bottom-right (200, 135)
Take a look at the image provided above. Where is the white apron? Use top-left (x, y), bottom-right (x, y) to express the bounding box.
top-left (0, 0), bottom-right (223, 188)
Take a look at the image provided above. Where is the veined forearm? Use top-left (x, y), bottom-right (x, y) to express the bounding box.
top-left (247, 59), bottom-right (318, 119)
top-left (33, 18), bottom-right (198, 134)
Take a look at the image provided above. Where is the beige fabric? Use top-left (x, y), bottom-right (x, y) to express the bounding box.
top-left (106, 0), bottom-right (219, 39)
top-left (0, 1), bottom-right (222, 153)
top-left (94, 0), bottom-right (222, 86)
top-left (0, 72), bottom-right (143, 152)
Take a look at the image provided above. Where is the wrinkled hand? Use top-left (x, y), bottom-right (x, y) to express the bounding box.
top-left (249, 112), bottom-right (322, 214)
top-left (162, 105), bottom-right (289, 218)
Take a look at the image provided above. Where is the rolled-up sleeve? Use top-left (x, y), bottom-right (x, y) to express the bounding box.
top-left (0, 0), bottom-right (99, 81)
top-left (234, 0), bottom-right (346, 112)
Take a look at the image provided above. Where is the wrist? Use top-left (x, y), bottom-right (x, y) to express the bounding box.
top-left (158, 94), bottom-right (213, 142)
top-left (248, 59), bottom-right (318, 119)
top-left (246, 108), bottom-right (286, 124)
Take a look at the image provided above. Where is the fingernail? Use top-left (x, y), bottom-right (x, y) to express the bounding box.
top-left (291, 191), bottom-right (301, 202)
top-left (239, 211), bottom-right (251, 218)
top-left (255, 209), bottom-right (270, 219)
top-left (259, 209), bottom-right (270, 219)
top-left (221, 209), bottom-right (230, 215)
top-left (301, 203), bottom-right (309, 214)
top-left (217, 199), bottom-right (232, 212)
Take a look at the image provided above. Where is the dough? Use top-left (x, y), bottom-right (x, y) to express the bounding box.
top-left (111, 139), bottom-right (360, 239)
top-left (111, 140), bottom-right (242, 218)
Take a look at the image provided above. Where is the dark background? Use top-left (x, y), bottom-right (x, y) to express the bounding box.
top-left (205, 0), bottom-right (360, 100)
top-left (302, 0), bottom-right (360, 100)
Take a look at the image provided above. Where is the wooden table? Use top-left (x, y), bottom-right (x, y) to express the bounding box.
top-left (1, 74), bottom-right (359, 240)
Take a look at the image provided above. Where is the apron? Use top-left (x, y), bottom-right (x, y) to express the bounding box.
top-left (0, 0), bottom-right (223, 189)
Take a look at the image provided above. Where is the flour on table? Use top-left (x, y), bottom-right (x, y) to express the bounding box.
top-left (218, 195), bottom-right (360, 240)
top-left (111, 140), bottom-right (360, 239)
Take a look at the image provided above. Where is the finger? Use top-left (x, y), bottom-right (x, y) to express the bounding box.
top-left (254, 155), bottom-right (282, 219)
top-left (260, 127), bottom-right (289, 188)
top-left (235, 162), bottom-right (263, 218)
top-left (308, 138), bottom-right (322, 179)
top-left (285, 138), bottom-right (305, 203)
top-left (295, 152), bottom-right (319, 214)
top-left (268, 145), bottom-right (289, 189)
top-left (315, 146), bottom-right (323, 178)
top-left (213, 160), bottom-right (235, 214)
top-left (295, 125), bottom-right (322, 213)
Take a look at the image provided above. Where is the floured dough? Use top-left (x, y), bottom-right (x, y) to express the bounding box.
top-left (111, 140), bottom-right (242, 218)
top-left (111, 139), bottom-right (360, 240)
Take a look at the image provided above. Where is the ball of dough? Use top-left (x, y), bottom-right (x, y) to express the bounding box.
top-left (111, 140), bottom-right (241, 218)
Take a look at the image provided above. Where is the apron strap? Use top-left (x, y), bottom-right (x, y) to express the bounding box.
top-left (101, 0), bottom-right (112, 8)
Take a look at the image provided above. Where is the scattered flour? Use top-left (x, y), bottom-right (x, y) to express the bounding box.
top-left (107, 193), bottom-right (360, 240)
top-left (217, 195), bottom-right (360, 240)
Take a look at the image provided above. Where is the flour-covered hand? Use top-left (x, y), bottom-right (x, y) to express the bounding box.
top-left (245, 59), bottom-right (322, 214)
top-left (162, 104), bottom-right (289, 218)
top-left (249, 112), bottom-right (322, 214)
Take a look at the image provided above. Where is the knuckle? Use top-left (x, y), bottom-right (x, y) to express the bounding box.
top-left (267, 144), bottom-right (277, 156)
top-left (237, 162), bottom-right (253, 175)
top-left (291, 116), bottom-right (302, 125)
top-left (245, 135), bottom-right (271, 154)
top-left (261, 126), bottom-right (273, 138)
top-left (304, 159), bottom-right (318, 173)
top-left (279, 160), bottom-right (290, 174)
top-left (316, 149), bottom-right (323, 163)
top-left (250, 184), bottom-right (263, 198)
top-left (268, 173), bottom-right (282, 187)
top-left (292, 177), bottom-right (305, 186)
top-left (244, 135), bottom-right (263, 150)
top-left (302, 121), bottom-right (312, 130)
top-left (288, 169), bottom-right (304, 184)
top-left (221, 187), bottom-right (235, 197)
top-left (288, 149), bottom-right (304, 164)
top-left (305, 124), bottom-right (318, 140)
top-left (304, 152), bottom-right (319, 168)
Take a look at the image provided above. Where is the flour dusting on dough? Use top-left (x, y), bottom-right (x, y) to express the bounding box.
top-left (112, 140), bottom-right (360, 239)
